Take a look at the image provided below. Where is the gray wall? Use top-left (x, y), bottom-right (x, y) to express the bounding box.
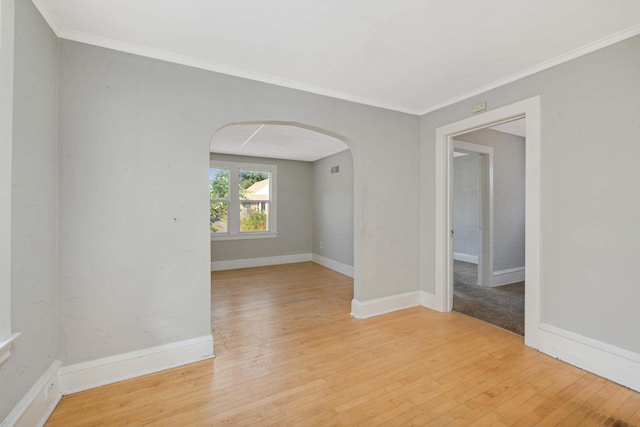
top-left (421, 35), bottom-right (640, 353)
top-left (453, 154), bottom-right (480, 259)
top-left (57, 39), bottom-right (420, 364)
top-left (10, 3), bottom-right (640, 419)
top-left (312, 149), bottom-right (354, 267)
top-left (210, 153), bottom-right (313, 262)
top-left (0, 0), bottom-right (58, 419)
top-left (457, 128), bottom-right (526, 271)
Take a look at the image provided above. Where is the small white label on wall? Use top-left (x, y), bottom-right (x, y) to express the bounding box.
top-left (472, 101), bottom-right (487, 113)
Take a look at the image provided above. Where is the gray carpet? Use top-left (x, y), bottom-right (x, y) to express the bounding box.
top-left (453, 261), bottom-right (524, 336)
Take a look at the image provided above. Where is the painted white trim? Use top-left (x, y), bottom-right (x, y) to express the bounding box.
top-left (211, 232), bottom-right (278, 241)
top-left (429, 96), bottom-right (541, 349)
top-left (452, 140), bottom-right (494, 155)
top-left (58, 335), bottom-right (214, 395)
top-left (0, 0), bottom-right (15, 355)
top-left (418, 23), bottom-right (640, 115)
top-left (539, 324), bottom-right (640, 392)
top-left (350, 290), bottom-right (452, 319)
top-left (311, 254), bottom-right (353, 278)
top-left (210, 160), bottom-right (277, 236)
top-left (29, 0), bottom-right (640, 116)
top-left (453, 252), bottom-right (478, 264)
top-left (1, 360), bottom-right (62, 427)
top-left (71, 25), bottom-right (640, 116)
top-left (351, 292), bottom-right (421, 319)
top-left (0, 332), bottom-right (19, 365)
top-left (493, 266), bottom-right (524, 276)
top-left (351, 294), bottom-right (640, 393)
top-left (211, 253), bottom-right (312, 271)
top-left (452, 140), bottom-right (494, 287)
top-left (419, 291), bottom-right (439, 312)
top-left (26, 2), bottom-right (640, 116)
top-left (491, 266), bottom-right (525, 287)
top-left (56, 30), bottom-right (419, 115)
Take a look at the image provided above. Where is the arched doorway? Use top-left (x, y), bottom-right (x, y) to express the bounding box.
top-left (208, 120), bottom-right (355, 293)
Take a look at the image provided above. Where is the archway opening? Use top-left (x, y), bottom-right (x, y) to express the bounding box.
top-left (208, 120), bottom-right (355, 297)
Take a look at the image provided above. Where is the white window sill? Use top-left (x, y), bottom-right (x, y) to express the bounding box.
top-left (0, 332), bottom-right (21, 365)
top-left (211, 232), bottom-right (278, 241)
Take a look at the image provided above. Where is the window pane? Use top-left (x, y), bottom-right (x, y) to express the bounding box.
top-left (240, 202), bottom-right (269, 232)
top-left (210, 168), bottom-right (229, 199)
top-left (210, 202), bottom-right (228, 233)
top-left (239, 170), bottom-right (269, 200)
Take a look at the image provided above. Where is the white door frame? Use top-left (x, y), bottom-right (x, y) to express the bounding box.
top-left (452, 140), bottom-right (493, 288)
top-left (433, 96), bottom-right (541, 349)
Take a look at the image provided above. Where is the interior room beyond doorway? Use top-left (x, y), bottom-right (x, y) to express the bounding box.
top-left (452, 118), bottom-right (526, 335)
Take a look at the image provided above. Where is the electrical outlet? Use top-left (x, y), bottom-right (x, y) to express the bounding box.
top-left (44, 379), bottom-right (55, 400)
top-left (319, 242), bottom-right (323, 249)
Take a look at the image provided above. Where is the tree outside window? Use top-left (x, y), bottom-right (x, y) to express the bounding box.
top-left (210, 162), bottom-right (276, 238)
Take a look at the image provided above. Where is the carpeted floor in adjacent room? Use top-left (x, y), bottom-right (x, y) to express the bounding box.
top-left (453, 260), bottom-right (524, 335)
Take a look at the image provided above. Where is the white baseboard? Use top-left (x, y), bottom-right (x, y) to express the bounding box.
top-left (453, 252), bottom-right (478, 264)
top-left (211, 253), bottom-right (312, 271)
top-left (2, 360), bottom-right (62, 427)
top-left (492, 266), bottom-right (525, 286)
top-left (351, 290), bottom-right (443, 319)
top-left (58, 335), bottom-right (214, 395)
top-left (311, 254), bottom-right (354, 277)
top-left (351, 291), bottom-right (421, 319)
top-left (353, 292), bottom-right (640, 392)
top-left (419, 291), bottom-right (442, 312)
top-left (539, 323), bottom-right (640, 392)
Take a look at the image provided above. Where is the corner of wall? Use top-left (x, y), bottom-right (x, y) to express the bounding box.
top-left (539, 323), bottom-right (640, 392)
top-left (2, 360), bottom-right (62, 427)
top-left (311, 254), bottom-right (353, 277)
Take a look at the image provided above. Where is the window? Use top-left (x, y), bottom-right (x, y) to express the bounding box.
top-left (210, 161), bottom-right (277, 240)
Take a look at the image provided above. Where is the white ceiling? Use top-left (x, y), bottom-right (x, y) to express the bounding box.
top-left (211, 124), bottom-right (348, 162)
top-left (34, 1), bottom-right (640, 115)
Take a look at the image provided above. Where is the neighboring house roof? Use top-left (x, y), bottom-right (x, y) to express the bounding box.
top-left (244, 179), bottom-right (269, 201)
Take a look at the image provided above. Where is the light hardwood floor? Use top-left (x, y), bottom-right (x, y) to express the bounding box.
top-left (46, 262), bottom-right (639, 426)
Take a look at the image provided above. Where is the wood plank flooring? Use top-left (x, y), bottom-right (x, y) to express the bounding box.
top-left (46, 262), bottom-right (639, 426)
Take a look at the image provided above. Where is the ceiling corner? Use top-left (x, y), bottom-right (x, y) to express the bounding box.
top-left (31, 0), bottom-right (62, 37)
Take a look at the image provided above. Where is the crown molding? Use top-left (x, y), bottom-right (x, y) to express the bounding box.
top-left (417, 23), bottom-right (640, 115)
top-left (57, 28), bottom-right (421, 116)
top-left (27, 2), bottom-right (640, 118)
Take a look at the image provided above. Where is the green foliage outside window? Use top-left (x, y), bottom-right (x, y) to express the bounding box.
top-left (210, 167), bottom-right (270, 233)
top-left (210, 169), bottom-right (229, 231)
top-left (210, 169), bottom-right (229, 199)
top-left (240, 209), bottom-right (267, 231)
top-left (239, 170), bottom-right (268, 199)
top-left (239, 170), bottom-right (268, 192)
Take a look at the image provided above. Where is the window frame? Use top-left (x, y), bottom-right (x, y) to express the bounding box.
top-left (210, 160), bottom-right (277, 241)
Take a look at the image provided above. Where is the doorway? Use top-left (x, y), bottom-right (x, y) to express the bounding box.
top-left (451, 119), bottom-right (526, 335)
top-left (432, 96), bottom-right (541, 349)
